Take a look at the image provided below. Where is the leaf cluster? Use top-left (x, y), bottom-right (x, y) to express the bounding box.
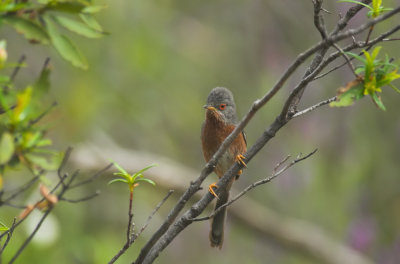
top-left (331, 47), bottom-right (400, 110)
top-left (0, 57), bottom-right (62, 187)
top-left (109, 162), bottom-right (156, 193)
top-left (0, 0), bottom-right (107, 69)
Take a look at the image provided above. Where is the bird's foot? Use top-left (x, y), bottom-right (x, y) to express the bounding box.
top-left (236, 154), bottom-right (247, 167)
top-left (208, 182), bottom-right (219, 199)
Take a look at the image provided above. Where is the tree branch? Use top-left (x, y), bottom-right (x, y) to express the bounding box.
top-left (192, 149), bottom-right (317, 222)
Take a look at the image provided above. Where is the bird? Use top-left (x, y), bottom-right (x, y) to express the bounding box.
top-left (201, 87), bottom-right (247, 249)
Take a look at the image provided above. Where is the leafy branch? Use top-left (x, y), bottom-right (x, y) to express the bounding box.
top-left (330, 46), bottom-right (400, 110)
top-left (108, 162), bottom-right (159, 264)
top-left (0, 0), bottom-right (107, 69)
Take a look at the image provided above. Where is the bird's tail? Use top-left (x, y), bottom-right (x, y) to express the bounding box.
top-left (209, 187), bottom-right (229, 249)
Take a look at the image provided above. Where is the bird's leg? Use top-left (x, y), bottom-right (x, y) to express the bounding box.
top-left (236, 154), bottom-right (247, 167)
top-left (208, 183), bottom-right (219, 199)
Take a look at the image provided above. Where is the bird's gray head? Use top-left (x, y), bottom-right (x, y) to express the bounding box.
top-left (203, 87), bottom-right (238, 124)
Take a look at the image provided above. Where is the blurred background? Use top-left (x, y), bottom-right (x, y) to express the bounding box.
top-left (1, 0), bottom-right (400, 263)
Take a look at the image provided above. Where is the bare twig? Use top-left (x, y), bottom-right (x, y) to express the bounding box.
top-left (293, 97), bottom-right (337, 118)
top-left (8, 210), bottom-right (51, 264)
top-left (57, 146), bottom-right (73, 186)
top-left (365, 25), bottom-right (375, 44)
top-left (1, 176), bottom-right (40, 204)
top-left (192, 150), bottom-right (317, 222)
top-left (332, 43), bottom-right (358, 78)
top-left (9, 55), bottom-right (26, 82)
top-left (70, 163), bottom-right (113, 189)
top-left (382, 38), bottom-right (400, 41)
top-left (137, 190), bottom-right (174, 237)
top-left (313, 0), bottom-right (328, 39)
top-left (59, 191), bottom-right (100, 203)
top-left (28, 101), bottom-right (58, 126)
top-left (332, 0), bottom-right (372, 34)
top-left (110, 190), bottom-right (174, 264)
top-left (0, 218), bottom-right (16, 262)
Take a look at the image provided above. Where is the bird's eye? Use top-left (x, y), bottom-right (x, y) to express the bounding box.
top-left (219, 104), bottom-right (227, 110)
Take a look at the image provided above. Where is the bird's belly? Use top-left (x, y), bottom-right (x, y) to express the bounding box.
top-left (215, 150), bottom-right (234, 177)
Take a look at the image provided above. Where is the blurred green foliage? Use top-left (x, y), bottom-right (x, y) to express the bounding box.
top-left (0, 0), bottom-right (400, 264)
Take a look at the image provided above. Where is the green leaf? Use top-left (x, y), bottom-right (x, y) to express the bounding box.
top-left (330, 81), bottom-right (365, 108)
top-left (337, 0), bottom-right (373, 10)
top-left (376, 70), bottom-right (400, 88)
top-left (33, 63), bottom-right (51, 96)
top-left (111, 161), bottom-right (129, 175)
top-left (2, 16), bottom-right (50, 44)
top-left (388, 83), bottom-right (400, 93)
top-left (36, 138), bottom-right (52, 147)
top-left (0, 75), bottom-right (10, 84)
top-left (82, 5), bottom-right (107, 14)
top-left (0, 132), bottom-right (15, 165)
top-left (0, 2), bottom-right (29, 13)
top-left (370, 46), bottom-right (382, 62)
top-left (370, 92), bottom-right (386, 111)
top-left (12, 86), bottom-right (33, 124)
top-left (346, 52), bottom-right (366, 63)
top-left (108, 178), bottom-right (128, 185)
top-left (0, 220), bottom-right (9, 232)
top-left (135, 164), bottom-right (157, 176)
top-left (45, 2), bottom-right (87, 13)
top-left (355, 67), bottom-right (365, 75)
top-left (23, 131), bottom-right (43, 149)
top-left (53, 15), bottom-right (104, 38)
top-left (25, 153), bottom-right (62, 170)
top-left (44, 16), bottom-right (88, 70)
top-left (136, 178), bottom-right (156, 186)
top-left (79, 14), bottom-right (103, 32)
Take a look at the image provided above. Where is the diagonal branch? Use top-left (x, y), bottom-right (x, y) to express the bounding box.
top-left (191, 150), bottom-right (317, 222)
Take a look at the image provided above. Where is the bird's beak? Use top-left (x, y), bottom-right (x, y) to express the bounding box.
top-left (203, 105), bottom-right (217, 111)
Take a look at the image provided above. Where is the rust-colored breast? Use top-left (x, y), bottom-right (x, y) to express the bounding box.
top-left (201, 111), bottom-right (247, 178)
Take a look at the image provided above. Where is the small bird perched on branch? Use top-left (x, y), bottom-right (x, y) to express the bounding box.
top-left (201, 87), bottom-right (247, 249)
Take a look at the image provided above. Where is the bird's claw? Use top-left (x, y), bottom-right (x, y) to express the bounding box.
top-left (208, 183), bottom-right (219, 199)
top-left (236, 154), bottom-right (247, 167)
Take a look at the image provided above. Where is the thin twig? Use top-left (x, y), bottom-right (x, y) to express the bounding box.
top-left (28, 101), bottom-right (57, 126)
top-left (59, 191), bottom-right (100, 203)
top-left (1, 176), bottom-right (40, 204)
top-left (313, 0), bottom-right (328, 39)
top-left (57, 147), bottom-right (73, 186)
top-left (110, 190), bottom-right (174, 264)
top-left (293, 97), bottom-right (337, 118)
top-left (70, 163), bottom-right (113, 189)
top-left (10, 55), bottom-right (26, 82)
top-left (136, 190), bottom-right (174, 238)
top-left (332, 43), bottom-right (358, 78)
top-left (0, 218), bottom-right (16, 261)
top-left (365, 25), bottom-right (375, 44)
top-left (382, 38), bottom-right (400, 41)
top-left (8, 210), bottom-right (52, 264)
top-left (191, 150), bottom-right (317, 222)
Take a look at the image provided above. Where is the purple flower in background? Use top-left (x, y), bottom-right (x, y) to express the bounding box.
top-left (348, 217), bottom-right (377, 252)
